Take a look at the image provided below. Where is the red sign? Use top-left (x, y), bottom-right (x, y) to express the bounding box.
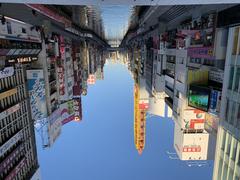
top-left (62, 114), bottom-right (75, 125)
top-left (183, 146), bottom-right (201, 153)
top-left (190, 119), bottom-right (205, 129)
top-left (139, 100), bottom-right (149, 110)
top-left (139, 103), bottom-right (149, 110)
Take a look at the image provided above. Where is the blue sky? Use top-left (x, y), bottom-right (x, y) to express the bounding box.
top-left (36, 62), bottom-right (213, 180)
top-left (101, 6), bottom-right (131, 40)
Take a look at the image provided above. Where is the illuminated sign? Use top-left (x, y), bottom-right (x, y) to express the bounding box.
top-left (0, 88), bottom-right (17, 100)
top-left (0, 144), bottom-right (25, 173)
top-left (8, 57), bottom-right (38, 64)
top-left (0, 130), bottom-right (23, 157)
top-left (5, 158), bottom-right (26, 180)
top-left (0, 103), bottom-right (20, 120)
top-left (0, 66), bottom-right (14, 79)
top-left (188, 85), bottom-right (210, 112)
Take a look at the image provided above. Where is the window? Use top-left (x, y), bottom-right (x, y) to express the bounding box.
top-left (228, 169), bottom-right (234, 180)
top-left (222, 163), bottom-right (228, 180)
top-left (217, 158), bottom-right (223, 180)
top-left (225, 99), bottom-right (229, 122)
top-left (229, 67), bottom-right (234, 90)
top-left (237, 104), bottom-right (240, 129)
top-left (232, 27), bottom-right (239, 55)
top-left (231, 138), bottom-right (237, 161)
top-left (226, 135), bottom-right (232, 155)
top-left (221, 130), bottom-right (226, 150)
top-left (230, 102), bottom-right (237, 125)
top-left (234, 67), bottom-right (240, 92)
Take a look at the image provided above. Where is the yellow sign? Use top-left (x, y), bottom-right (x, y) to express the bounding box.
top-left (187, 70), bottom-right (208, 85)
top-left (0, 88), bottom-right (17, 100)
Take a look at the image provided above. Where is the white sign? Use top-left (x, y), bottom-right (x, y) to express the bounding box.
top-left (0, 66), bottom-right (14, 79)
top-left (0, 103), bottom-right (20, 120)
top-left (0, 130), bottom-right (22, 157)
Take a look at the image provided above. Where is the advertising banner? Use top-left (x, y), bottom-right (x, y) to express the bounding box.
top-left (0, 130), bottom-right (22, 157)
top-left (0, 66), bottom-right (14, 79)
top-left (60, 100), bottom-right (74, 125)
top-left (139, 99), bottom-right (149, 110)
top-left (183, 145), bottom-right (201, 153)
top-left (73, 98), bottom-right (82, 121)
top-left (0, 88), bottom-right (17, 101)
top-left (27, 70), bottom-right (47, 121)
top-left (188, 85), bottom-right (210, 112)
top-left (183, 109), bottom-right (205, 130)
top-left (187, 70), bottom-right (208, 85)
top-left (58, 66), bottom-right (65, 96)
top-left (0, 143), bottom-right (24, 173)
top-left (48, 109), bottom-right (62, 146)
top-left (0, 103), bottom-right (20, 120)
top-left (209, 89), bottom-right (221, 114)
top-left (188, 47), bottom-right (215, 60)
top-left (205, 113), bottom-right (219, 131)
top-left (5, 158), bottom-right (26, 180)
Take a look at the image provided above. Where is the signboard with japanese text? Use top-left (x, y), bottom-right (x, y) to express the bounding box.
top-left (73, 98), bottom-right (82, 121)
top-left (27, 69), bottom-right (47, 121)
top-left (0, 66), bottom-right (14, 79)
top-left (188, 47), bottom-right (215, 60)
top-left (183, 109), bottom-right (205, 130)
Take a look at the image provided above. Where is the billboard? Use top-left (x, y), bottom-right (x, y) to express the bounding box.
top-left (48, 109), bottom-right (62, 146)
top-left (205, 113), bottom-right (219, 131)
top-left (58, 66), bottom-right (65, 96)
top-left (174, 123), bottom-right (209, 160)
top-left (209, 89), bottom-right (221, 114)
top-left (27, 70), bottom-right (47, 121)
top-left (73, 98), bottom-right (82, 121)
top-left (60, 100), bottom-right (75, 125)
top-left (183, 109), bottom-right (205, 130)
top-left (188, 85), bottom-right (210, 112)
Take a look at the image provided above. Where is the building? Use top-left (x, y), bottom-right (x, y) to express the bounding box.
top-left (213, 6), bottom-right (240, 179)
top-left (0, 16), bottom-right (41, 179)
